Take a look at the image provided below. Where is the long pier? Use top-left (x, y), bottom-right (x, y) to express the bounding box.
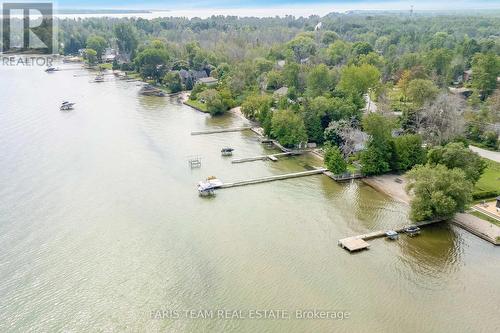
top-left (217, 168), bottom-right (327, 189)
top-left (231, 152), bottom-right (299, 164)
top-left (191, 127), bottom-right (252, 135)
top-left (338, 218), bottom-right (444, 252)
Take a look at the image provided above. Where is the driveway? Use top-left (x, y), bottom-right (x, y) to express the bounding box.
top-left (469, 145), bottom-right (500, 163)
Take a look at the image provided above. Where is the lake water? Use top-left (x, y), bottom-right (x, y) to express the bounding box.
top-left (0, 63), bottom-right (499, 332)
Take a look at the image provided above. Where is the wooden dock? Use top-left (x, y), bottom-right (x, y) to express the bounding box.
top-left (208, 168), bottom-right (327, 190)
top-left (338, 218), bottom-right (444, 252)
top-left (191, 127), bottom-right (252, 135)
top-left (231, 152), bottom-right (299, 164)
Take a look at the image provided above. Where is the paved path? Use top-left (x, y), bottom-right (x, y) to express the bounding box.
top-left (452, 213), bottom-right (500, 245)
top-left (364, 94), bottom-right (377, 113)
top-left (363, 174), bottom-right (500, 245)
top-left (470, 145), bottom-right (500, 163)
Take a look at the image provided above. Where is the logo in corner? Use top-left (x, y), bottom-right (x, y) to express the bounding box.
top-left (2, 2), bottom-right (54, 54)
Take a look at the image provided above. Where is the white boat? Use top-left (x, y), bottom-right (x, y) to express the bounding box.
top-left (197, 176), bottom-right (223, 196)
top-left (94, 74), bottom-right (105, 82)
top-left (385, 230), bottom-right (399, 240)
top-left (60, 101), bottom-right (75, 111)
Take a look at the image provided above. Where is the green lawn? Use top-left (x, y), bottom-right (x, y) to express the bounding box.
top-left (470, 210), bottom-right (500, 228)
top-left (98, 63), bottom-right (113, 70)
top-left (474, 159), bottom-right (500, 199)
top-left (184, 99), bottom-right (208, 113)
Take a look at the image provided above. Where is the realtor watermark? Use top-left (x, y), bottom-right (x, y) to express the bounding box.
top-left (1, 54), bottom-right (52, 65)
top-left (1, 2), bottom-right (56, 66)
top-left (150, 308), bottom-right (351, 321)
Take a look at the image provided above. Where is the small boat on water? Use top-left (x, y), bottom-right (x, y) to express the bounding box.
top-left (385, 230), bottom-right (399, 240)
top-left (221, 147), bottom-right (234, 156)
top-left (94, 74), bottom-right (105, 82)
top-left (404, 225), bottom-right (421, 237)
top-left (60, 101), bottom-right (75, 111)
top-left (197, 176), bottom-right (223, 196)
top-left (45, 67), bottom-right (58, 73)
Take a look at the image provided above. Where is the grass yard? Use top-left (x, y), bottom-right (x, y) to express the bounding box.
top-left (184, 99), bottom-right (208, 113)
top-left (474, 159), bottom-right (500, 199)
top-left (470, 210), bottom-right (500, 228)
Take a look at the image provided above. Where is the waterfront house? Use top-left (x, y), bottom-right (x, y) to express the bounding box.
top-left (198, 77), bottom-right (218, 86)
top-left (273, 86), bottom-right (288, 98)
top-left (463, 69), bottom-right (473, 82)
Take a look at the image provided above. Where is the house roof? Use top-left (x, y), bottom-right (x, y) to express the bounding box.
top-left (198, 77), bottom-right (218, 84)
top-left (273, 86), bottom-right (288, 97)
top-left (191, 70), bottom-right (208, 80)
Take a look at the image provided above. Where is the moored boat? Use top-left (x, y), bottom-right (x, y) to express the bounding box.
top-left (221, 147), bottom-right (234, 156)
top-left (385, 230), bottom-right (399, 240)
top-left (94, 74), bottom-right (105, 82)
top-left (404, 225), bottom-right (421, 237)
top-left (60, 101), bottom-right (75, 111)
top-left (197, 176), bottom-right (223, 196)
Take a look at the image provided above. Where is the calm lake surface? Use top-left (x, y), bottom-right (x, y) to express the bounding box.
top-left (0, 63), bottom-right (499, 333)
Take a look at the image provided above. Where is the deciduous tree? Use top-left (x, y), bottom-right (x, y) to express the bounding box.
top-left (406, 164), bottom-right (473, 221)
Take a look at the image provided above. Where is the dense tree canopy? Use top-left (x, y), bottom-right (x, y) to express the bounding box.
top-left (406, 164), bottom-right (473, 221)
top-left (427, 142), bottom-right (486, 184)
top-left (271, 109), bottom-right (307, 148)
top-left (57, 11), bottom-right (499, 149)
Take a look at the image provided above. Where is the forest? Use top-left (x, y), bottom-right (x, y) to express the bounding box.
top-left (58, 11), bottom-right (500, 220)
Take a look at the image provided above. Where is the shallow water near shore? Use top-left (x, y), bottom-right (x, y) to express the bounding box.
top-left (0, 64), bottom-right (499, 332)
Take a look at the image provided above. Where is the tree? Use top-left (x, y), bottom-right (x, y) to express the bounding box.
top-left (199, 89), bottom-right (229, 116)
top-left (392, 134), bottom-right (426, 171)
top-left (406, 164), bottom-right (473, 221)
top-left (113, 23), bottom-right (139, 62)
top-left (352, 41), bottom-right (373, 56)
top-left (86, 35), bottom-right (107, 62)
top-left (406, 79), bottom-right (439, 107)
top-left (303, 96), bottom-right (331, 144)
top-left (488, 89), bottom-right (500, 123)
top-left (320, 31), bottom-right (338, 44)
top-left (482, 131), bottom-right (499, 149)
top-left (419, 93), bottom-right (465, 145)
top-left (360, 113), bottom-right (395, 175)
top-left (286, 35), bottom-right (316, 61)
top-left (324, 119), bottom-right (361, 158)
top-left (283, 62), bottom-right (301, 90)
top-left (164, 72), bottom-right (182, 93)
top-left (324, 144), bottom-right (347, 175)
top-left (266, 70), bottom-right (283, 90)
top-left (472, 53), bottom-right (500, 98)
top-left (326, 40), bottom-right (351, 66)
top-left (241, 94), bottom-right (272, 120)
top-left (82, 48), bottom-right (97, 65)
top-left (338, 64), bottom-right (380, 97)
top-left (427, 142), bottom-right (486, 184)
top-left (134, 47), bottom-right (170, 82)
top-left (425, 48), bottom-right (452, 84)
top-left (306, 64), bottom-right (333, 97)
top-left (271, 109), bottom-right (307, 147)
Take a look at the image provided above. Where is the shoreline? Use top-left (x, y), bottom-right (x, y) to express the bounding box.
top-left (362, 174), bottom-right (500, 245)
top-left (167, 81), bottom-right (499, 246)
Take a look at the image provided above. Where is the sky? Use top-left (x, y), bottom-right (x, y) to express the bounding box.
top-left (51, 0), bottom-right (500, 11)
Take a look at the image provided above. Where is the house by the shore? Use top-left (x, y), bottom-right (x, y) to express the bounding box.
top-left (198, 77), bottom-right (218, 86)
